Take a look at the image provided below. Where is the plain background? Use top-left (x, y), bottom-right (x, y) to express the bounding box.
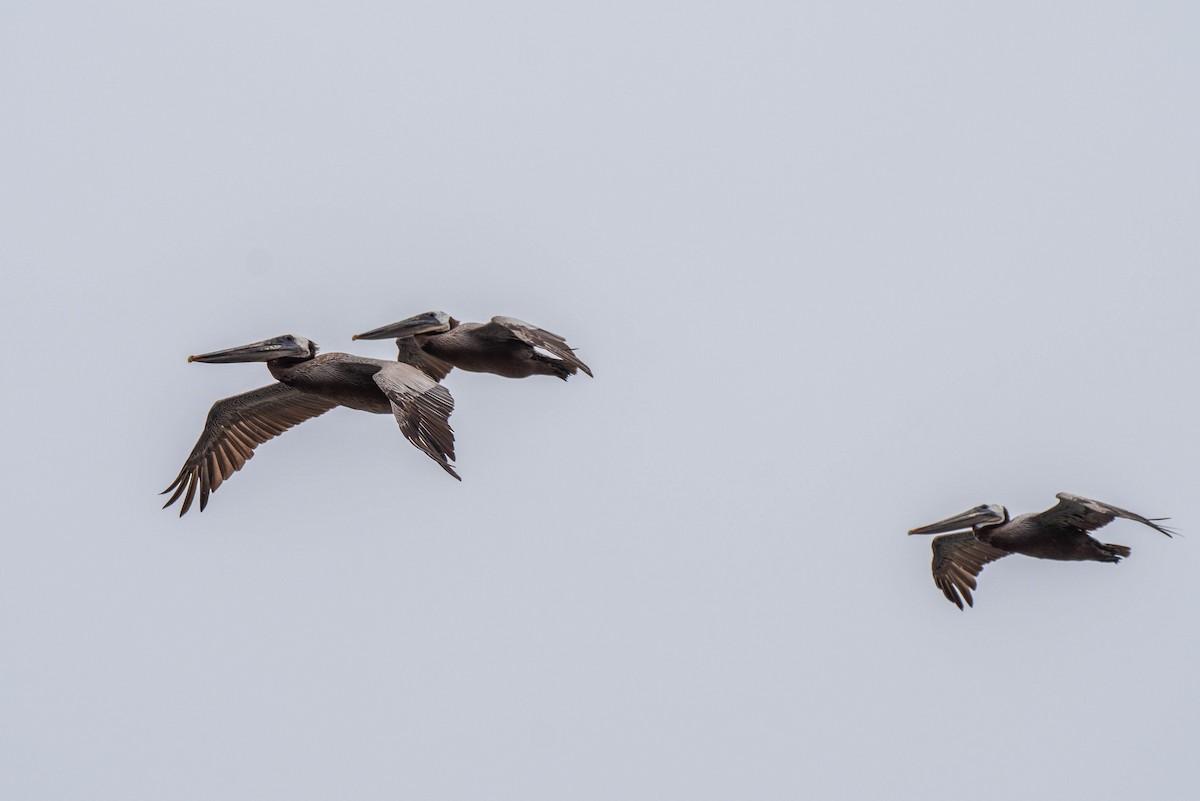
top-left (3, 2), bottom-right (1198, 799)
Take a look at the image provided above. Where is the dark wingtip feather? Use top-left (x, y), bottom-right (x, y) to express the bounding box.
top-left (1147, 518), bottom-right (1178, 538)
top-left (162, 476), bottom-right (188, 508)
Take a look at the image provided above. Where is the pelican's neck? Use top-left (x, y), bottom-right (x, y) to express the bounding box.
top-left (268, 354), bottom-right (315, 380)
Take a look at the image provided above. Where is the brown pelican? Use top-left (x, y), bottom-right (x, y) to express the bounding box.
top-left (352, 311), bottom-right (593, 381)
top-left (908, 492), bottom-right (1174, 609)
top-left (163, 334), bottom-right (458, 516)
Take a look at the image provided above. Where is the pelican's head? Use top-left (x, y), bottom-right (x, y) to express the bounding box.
top-left (188, 334), bottom-right (317, 364)
top-left (352, 310), bottom-right (452, 342)
top-left (908, 503), bottom-right (1008, 535)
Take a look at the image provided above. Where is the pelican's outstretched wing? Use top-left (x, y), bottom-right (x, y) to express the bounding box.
top-left (491, 316), bottom-right (593, 378)
top-left (373, 362), bottom-right (459, 479)
top-left (1032, 493), bottom-right (1175, 538)
top-left (163, 384), bottom-right (338, 516)
top-left (931, 532), bottom-right (1010, 609)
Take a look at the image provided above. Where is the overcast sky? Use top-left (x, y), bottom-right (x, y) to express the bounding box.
top-left (3, 2), bottom-right (1200, 799)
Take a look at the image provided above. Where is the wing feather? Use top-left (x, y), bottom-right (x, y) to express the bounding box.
top-left (1032, 493), bottom-right (1175, 538)
top-left (492, 316), bottom-right (593, 377)
top-left (162, 384), bottom-right (338, 516)
top-left (372, 363), bottom-right (460, 479)
top-left (931, 532), bottom-right (1010, 609)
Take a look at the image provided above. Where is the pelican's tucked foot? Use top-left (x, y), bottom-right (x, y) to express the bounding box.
top-left (534, 354), bottom-right (575, 381)
top-left (1101, 543), bottom-right (1131, 562)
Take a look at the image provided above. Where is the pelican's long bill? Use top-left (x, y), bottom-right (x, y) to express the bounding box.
top-left (352, 311), bottom-right (450, 341)
top-left (188, 335), bottom-right (313, 363)
top-left (908, 504), bottom-right (1005, 535)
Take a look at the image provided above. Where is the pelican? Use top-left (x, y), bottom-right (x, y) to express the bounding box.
top-left (908, 492), bottom-right (1174, 609)
top-left (163, 334), bottom-right (458, 516)
top-left (352, 311), bottom-right (593, 381)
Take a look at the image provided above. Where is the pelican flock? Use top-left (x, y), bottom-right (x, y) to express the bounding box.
top-left (164, 312), bottom-right (592, 516)
top-left (908, 493), bottom-right (1175, 609)
top-left (163, 307), bottom-right (1177, 610)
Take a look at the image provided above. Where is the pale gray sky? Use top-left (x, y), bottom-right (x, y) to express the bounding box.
top-left (3, 2), bottom-right (1199, 799)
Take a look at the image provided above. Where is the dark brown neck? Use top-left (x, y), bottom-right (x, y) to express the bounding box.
top-left (268, 356), bottom-right (312, 380)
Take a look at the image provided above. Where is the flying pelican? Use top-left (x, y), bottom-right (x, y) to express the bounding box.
top-left (163, 334), bottom-right (458, 516)
top-left (352, 311), bottom-right (593, 381)
top-left (908, 492), bottom-right (1174, 609)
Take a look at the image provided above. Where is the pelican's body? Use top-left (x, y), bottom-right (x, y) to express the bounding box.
top-left (908, 493), bottom-right (1174, 609)
top-left (353, 311), bottom-right (593, 382)
top-left (163, 334), bottom-right (458, 516)
top-left (268, 351), bottom-right (396, 414)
